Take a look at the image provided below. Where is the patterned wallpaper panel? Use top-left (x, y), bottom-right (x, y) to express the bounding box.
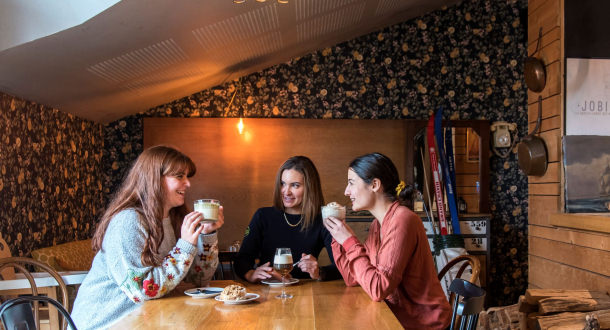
top-left (103, 0), bottom-right (528, 306)
top-left (0, 92), bottom-right (104, 258)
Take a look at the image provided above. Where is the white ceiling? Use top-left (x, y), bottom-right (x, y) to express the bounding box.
top-left (0, 0), bottom-right (459, 123)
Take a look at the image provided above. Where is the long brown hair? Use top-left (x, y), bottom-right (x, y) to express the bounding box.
top-left (92, 145), bottom-right (196, 266)
top-left (272, 156), bottom-right (324, 230)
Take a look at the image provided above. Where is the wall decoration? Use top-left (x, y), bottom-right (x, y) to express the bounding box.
top-left (564, 135), bottom-right (610, 213)
top-left (566, 58), bottom-right (610, 136)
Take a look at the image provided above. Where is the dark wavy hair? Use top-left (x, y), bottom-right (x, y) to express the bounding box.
top-left (349, 152), bottom-right (413, 204)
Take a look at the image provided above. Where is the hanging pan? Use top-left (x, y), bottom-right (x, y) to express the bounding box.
top-left (524, 28), bottom-right (546, 93)
top-left (518, 96), bottom-right (548, 176)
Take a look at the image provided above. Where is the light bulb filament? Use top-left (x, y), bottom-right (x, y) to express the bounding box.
top-left (237, 118), bottom-right (244, 134)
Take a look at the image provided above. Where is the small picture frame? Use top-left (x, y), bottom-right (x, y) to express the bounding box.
top-left (466, 128), bottom-right (480, 163)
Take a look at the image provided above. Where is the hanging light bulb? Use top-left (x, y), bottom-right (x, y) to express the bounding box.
top-left (237, 118), bottom-right (244, 134)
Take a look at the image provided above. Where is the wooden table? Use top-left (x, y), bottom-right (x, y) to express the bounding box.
top-left (112, 280), bottom-right (402, 329)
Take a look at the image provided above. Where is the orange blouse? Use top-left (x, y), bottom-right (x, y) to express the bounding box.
top-left (331, 202), bottom-right (451, 329)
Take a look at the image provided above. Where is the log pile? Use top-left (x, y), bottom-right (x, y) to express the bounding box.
top-left (519, 289), bottom-right (610, 329)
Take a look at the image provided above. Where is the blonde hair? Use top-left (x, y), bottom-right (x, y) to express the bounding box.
top-left (92, 145), bottom-right (196, 266)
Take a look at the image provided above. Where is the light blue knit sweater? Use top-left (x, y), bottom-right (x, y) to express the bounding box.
top-left (71, 209), bottom-right (218, 329)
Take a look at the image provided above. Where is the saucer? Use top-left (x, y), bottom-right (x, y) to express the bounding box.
top-left (261, 278), bottom-right (299, 286)
top-left (215, 293), bottom-right (260, 304)
top-left (184, 287), bottom-right (223, 299)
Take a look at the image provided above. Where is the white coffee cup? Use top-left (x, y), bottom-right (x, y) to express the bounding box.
top-left (321, 203), bottom-right (346, 220)
top-left (194, 199), bottom-right (220, 222)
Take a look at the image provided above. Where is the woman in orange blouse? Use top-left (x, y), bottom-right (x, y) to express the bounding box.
top-left (323, 152), bottom-right (451, 329)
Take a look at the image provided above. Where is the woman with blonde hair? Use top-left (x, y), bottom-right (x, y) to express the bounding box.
top-left (324, 152), bottom-right (450, 329)
top-left (235, 156), bottom-right (340, 282)
top-left (72, 145), bottom-right (223, 329)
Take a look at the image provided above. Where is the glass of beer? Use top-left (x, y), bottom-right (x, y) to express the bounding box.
top-left (273, 247), bottom-right (293, 299)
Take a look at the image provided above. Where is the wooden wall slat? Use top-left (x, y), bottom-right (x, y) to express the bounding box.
top-left (529, 225), bottom-right (610, 250)
top-left (529, 236), bottom-right (610, 276)
top-left (527, 25), bottom-right (561, 50)
top-left (529, 161), bottom-right (560, 184)
top-left (528, 0), bottom-right (561, 43)
top-left (539, 128), bottom-right (561, 162)
top-left (528, 38), bottom-right (561, 66)
top-left (456, 174), bottom-right (479, 187)
top-left (528, 94), bottom-right (561, 119)
top-left (529, 255), bottom-right (610, 293)
top-left (529, 182), bottom-right (561, 195)
top-left (527, 0), bottom-right (547, 17)
top-left (457, 186), bottom-right (478, 195)
top-left (529, 116), bottom-right (561, 133)
top-left (454, 156), bottom-right (479, 174)
top-left (528, 195), bottom-right (562, 226)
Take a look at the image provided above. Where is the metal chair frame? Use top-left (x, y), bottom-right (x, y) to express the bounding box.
top-left (0, 257), bottom-right (70, 330)
top-left (0, 295), bottom-right (77, 330)
top-left (447, 278), bottom-right (486, 330)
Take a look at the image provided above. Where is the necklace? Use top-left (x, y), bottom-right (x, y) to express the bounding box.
top-left (283, 212), bottom-right (303, 227)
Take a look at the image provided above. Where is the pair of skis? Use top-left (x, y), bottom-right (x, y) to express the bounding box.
top-left (426, 108), bottom-right (460, 235)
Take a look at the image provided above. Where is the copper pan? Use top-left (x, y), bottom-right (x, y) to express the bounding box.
top-left (524, 28), bottom-right (546, 93)
top-left (518, 96), bottom-right (548, 176)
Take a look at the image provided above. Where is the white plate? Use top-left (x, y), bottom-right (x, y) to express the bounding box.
top-left (184, 287), bottom-right (224, 299)
top-left (215, 293), bottom-right (260, 304)
top-left (261, 278), bottom-right (299, 286)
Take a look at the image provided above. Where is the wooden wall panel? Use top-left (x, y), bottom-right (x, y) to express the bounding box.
top-left (143, 118), bottom-right (408, 248)
top-left (528, 195), bottom-right (561, 226)
top-left (539, 128), bottom-right (561, 162)
top-left (529, 255), bottom-right (610, 293)
top-left (529, 162), bottom-right (560, 184)
top-left (527, 0), bottom-right (610, 297)
top-left (527, 38), bottom-right (561, 66)
top-left (529, 236), bottom-right (610, 276)
top-left (529, 225), bottom-right (610, 251)
top-left (528, 0), bottom-right (561, 43)
top-left (529, 183), bottom-right (561, 195)
top-left (528, 94), bottom-right (561, 120)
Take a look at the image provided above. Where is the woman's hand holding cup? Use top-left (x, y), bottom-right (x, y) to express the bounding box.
top-left (181, 212), bottom-right (206, 245)
top-left (323, 216), bottom-right (356, 245)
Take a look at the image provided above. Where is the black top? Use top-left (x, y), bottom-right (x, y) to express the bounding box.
top-left (234, 207), bottom-right (341, 281)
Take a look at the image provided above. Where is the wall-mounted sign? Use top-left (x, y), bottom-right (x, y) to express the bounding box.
top-left (566, 58), bottom-right (610, 136)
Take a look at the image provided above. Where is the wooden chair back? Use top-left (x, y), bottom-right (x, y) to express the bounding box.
top-left (0, 257), bottom-right (70, 330)
top-left (437, 255), bottom-right (481, 312)
top-left (0, 236), bottom-right (15, 280)
top-left (437, 254), bottom-right (481, 284)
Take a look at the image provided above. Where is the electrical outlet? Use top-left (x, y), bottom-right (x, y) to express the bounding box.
top-left (490, 122), bottom-right (516, 148)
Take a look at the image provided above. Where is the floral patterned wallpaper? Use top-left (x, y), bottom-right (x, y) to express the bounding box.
top-left (0, 92), bottom-right (104, 257)
top-left (102, 0), bottom-right (527, 306)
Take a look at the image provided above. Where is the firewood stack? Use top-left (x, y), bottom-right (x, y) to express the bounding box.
top-left (518, 289), bottom-right (610, 329)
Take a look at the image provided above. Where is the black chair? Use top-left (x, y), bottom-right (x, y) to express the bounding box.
top-left (0, 257), bottom-right (71, 329)
top-left (0, 296), bottom-right (77, 330)
top-left (447, 278), bottom-right (486, 330)
top-left (214, 251), bottom-right (237, 280)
